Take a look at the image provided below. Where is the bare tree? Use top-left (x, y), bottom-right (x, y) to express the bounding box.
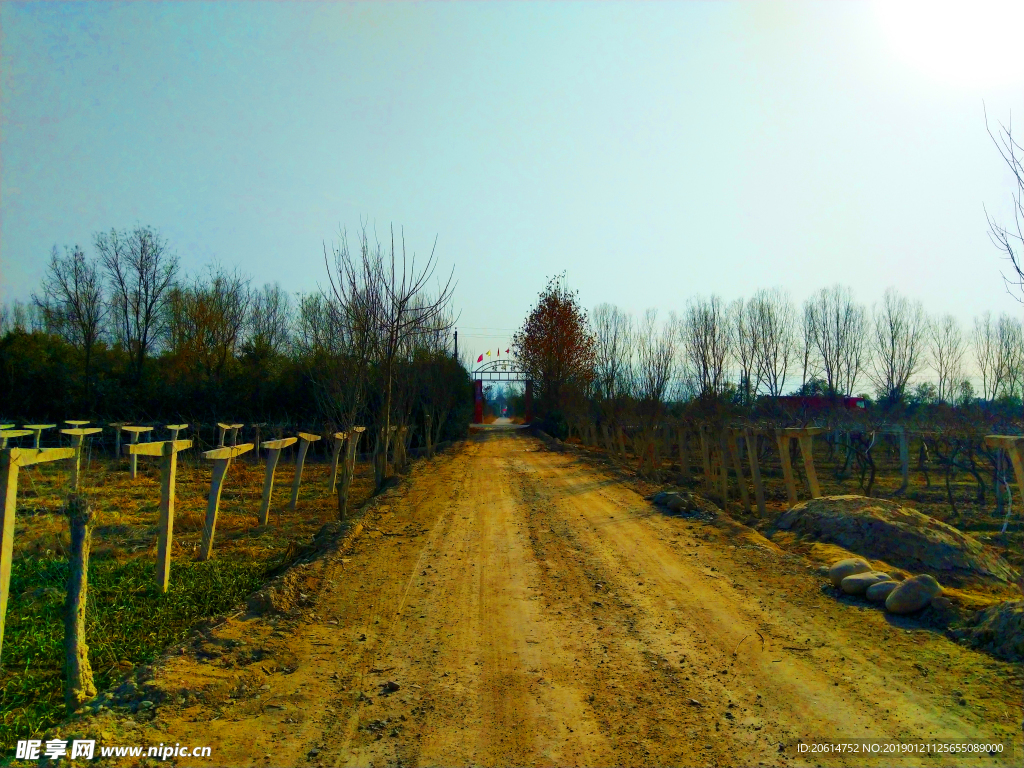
top-left (973, 312), bottom-right (1003, 400)
top-left (749, 287), bottom-right (796, 397)
top-left (246, 282), bottom-right (292, 357)
top-left (96, 225), bottom-right (179, 382)
top-left (325, 225), bottom-right (456, 489)
top-left (32, 245), bottom-right (106, 398)
top-left (867, 288), bottom-right (927, 406)
top-left (928, 314), bottom-right (966, 403)
top-left (680, 295), bottom-right (731, 399)
top-left (635, 309), bottom-right (676, 408)
top-left (592, 303), bottom-right (635, 402)
top-left (985, 107), bottom-right (1024, 301)
top-left (729, 298), bottom-right (757, 404)
top-left (804, 284), bottom-right (867, 397)
top-left (996, 313), bottom-right (1024, 399)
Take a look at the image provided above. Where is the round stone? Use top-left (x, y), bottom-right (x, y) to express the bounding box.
top-left (840, 571), bottom-right (892, 595)
top-left (885, 574), bottom-right (943, 614)
top-left (829, 558), bottom-right (872, 588)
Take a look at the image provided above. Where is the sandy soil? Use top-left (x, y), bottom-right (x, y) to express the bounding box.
top-left (104, 430), bottom-right (1020, 767)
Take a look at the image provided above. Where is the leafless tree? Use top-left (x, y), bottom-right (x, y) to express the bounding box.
top-left (635, 309), bottom-right (676, 407)
top-left (95, 225), bottom-right (179, 382)
top-left (996, 313), bottom-right (1024, 399)
top-left (32, 245), bottom-right (107, 398)
top-left (680, 295), bottom-right (731, 399)
top-left (985, 107), bottom-right (1024, 301)
top-left (2, 299), bottom-right (44, 333)
top-left (800, 301), bottom-right (819, 391)
top-left (804, 284), bottom-right (867, 397)
top-left (729, 298), bottom-right (757, 403)
top-left (325, 224), bottom-right (456, 489)
top-left (749, 287), bottom-right (796, 397)
top-left (246, 282), bottom-right (293, 357)
top-left (592, 303), bottom-right (635, 402)
top-left (973, 312), bottom-right (1003, 400)
top-left (867, 288), bottom-right (927, 406)
top-left (928, 314), bottom-right (966, 403)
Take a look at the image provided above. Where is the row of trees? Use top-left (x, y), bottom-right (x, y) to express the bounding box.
top-left (0, 225), bottom-right (472, 493)
top-left (512, 277), bottom-right (1023, 439)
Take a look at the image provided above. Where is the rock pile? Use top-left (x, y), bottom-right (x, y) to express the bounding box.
top-left (650, 490), bottom-right (716, 520)
top-left (776, 495), bottom-right (1017, 587)
top-left (828, 557), bottom-right (944, 615)
top-left (950, 600), bottom-right (1024, 662)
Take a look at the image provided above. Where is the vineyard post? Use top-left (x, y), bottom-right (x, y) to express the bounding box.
top-left (290, 432), bottom-right (322, 510)
top-left (61, 428), bottom-right (103, 491)
top-left (259, 437), bottom-right (298, 525)
top-left (199, 443), bottom-right (254, 560)
top-left (0, 446), bottom-right (76, 662)
top-left (744, 429), bottom-right (767, 516)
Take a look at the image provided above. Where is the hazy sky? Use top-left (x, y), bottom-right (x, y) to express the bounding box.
top-left (2, 1), bottom-right (1022, 363)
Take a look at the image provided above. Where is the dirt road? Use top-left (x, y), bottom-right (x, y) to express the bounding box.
top-left (126, 430), bottom-right (1019, 767)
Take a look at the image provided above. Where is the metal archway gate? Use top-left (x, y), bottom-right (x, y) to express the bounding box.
top-left (472, 359), bottom-right (533, 424)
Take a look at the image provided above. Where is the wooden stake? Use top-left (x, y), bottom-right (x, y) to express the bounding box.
top-left (259, 437), bottom-right (298, 525)
top-left (64, 494), bottom-right (97, 710)
top-left (289, 432), bottom-right (321, 511)
top-left (0, 447), bottom-right (75, 662)
top-left (198, 443), bottom-right (254, 560)
top-left (744, 429), bottom-right (766, 517)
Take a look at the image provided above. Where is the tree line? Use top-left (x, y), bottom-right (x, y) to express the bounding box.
top-left (0, 224), bottom-right (472, 486)
top-left (512, 276), bottom-right (1023, 438)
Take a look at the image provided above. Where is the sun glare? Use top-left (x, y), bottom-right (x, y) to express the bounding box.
top-left (874, 0), bottom-right (1024, 88)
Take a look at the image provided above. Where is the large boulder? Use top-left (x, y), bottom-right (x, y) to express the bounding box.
top-left (885, 574), bottom-right (943, 614)
top-left (841, 571), bottom-right (892, 595)
top-left (775, 496), bottom-right (1017, 587)
top-left (865, 580), bottom-right (899, 602)
top-left (829, 558), bottom-right (871, 588)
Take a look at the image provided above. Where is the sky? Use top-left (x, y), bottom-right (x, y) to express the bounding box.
top-left (1, 0), bottom-right (1023, 366)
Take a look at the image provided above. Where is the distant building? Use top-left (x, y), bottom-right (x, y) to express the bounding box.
top-left (772, 395), bottom-right (866, 411)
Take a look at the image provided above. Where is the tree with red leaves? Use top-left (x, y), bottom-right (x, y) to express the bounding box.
top-left (512, 274), bottom-right (596, 422)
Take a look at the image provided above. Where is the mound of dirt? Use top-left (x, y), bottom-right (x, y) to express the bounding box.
top-left (773, 495), bottom-right (1017, 588)
top-left (950, 600), bottom-right (1024, 662)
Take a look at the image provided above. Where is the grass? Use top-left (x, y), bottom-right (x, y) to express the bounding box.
top-left (0, 556), bottom-right (266, 745)
top-left (0, 441), bottom-right (376, 746)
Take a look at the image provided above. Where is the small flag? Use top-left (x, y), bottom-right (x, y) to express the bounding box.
top-left (487, 350), bottom-right (491, 356)
top-left (477, 354), bottom-right (483, 362)
top-left (496, 349), bottom-right (500, 357)
top-left (505, 348), bottom-right (509, 354)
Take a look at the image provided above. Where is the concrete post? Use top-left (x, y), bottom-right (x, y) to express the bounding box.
top-left (328, 431), bottom-right (347, 494)
top-left (718, 430), bottom-right (729, 507)
top-left (728, 430), bottom-right (751, 513)
top-left (775, 431), bottom-right (799, 508)
top-left (121, 427), bottom-right (153, 479)
top-left (745, 429), bottom-right (767, 517)
top-left (424, 415), bottom-right (433, 459)
top-left (0, 447), bottom-right (75, 662)
top-left (796, 434), bottom-right (821, 499)
top-left (25, 425), bottom-right (56, 450)
top-left (124, 440), bottom-right (192, 590)
top-left (0, 430), bottom-right (31, 451)
top-left (677, 427), bottom-right (690, 481)
top-left (166, 423), bottom-right (188, 442)
top-left (338, 426), bottom-right (365, 521)
top-left (289, 432), bottom-right (321, 511)
top-left (65, 420), bottom-right (90, 428)
top-left (61, 428), bottom-right (103, 491)
top-left (259, 437), bottom-right (297, 525)
top-left (198, 443), bottom-right (253, 560)
top-left (109, 423), bottom-right (126, 459)
top-left (64, 494), bottom-right (97, 710)
top-left (898, 427), bottom-right (909, 495)
top-left (699, 427), bottom-right (713, 496)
